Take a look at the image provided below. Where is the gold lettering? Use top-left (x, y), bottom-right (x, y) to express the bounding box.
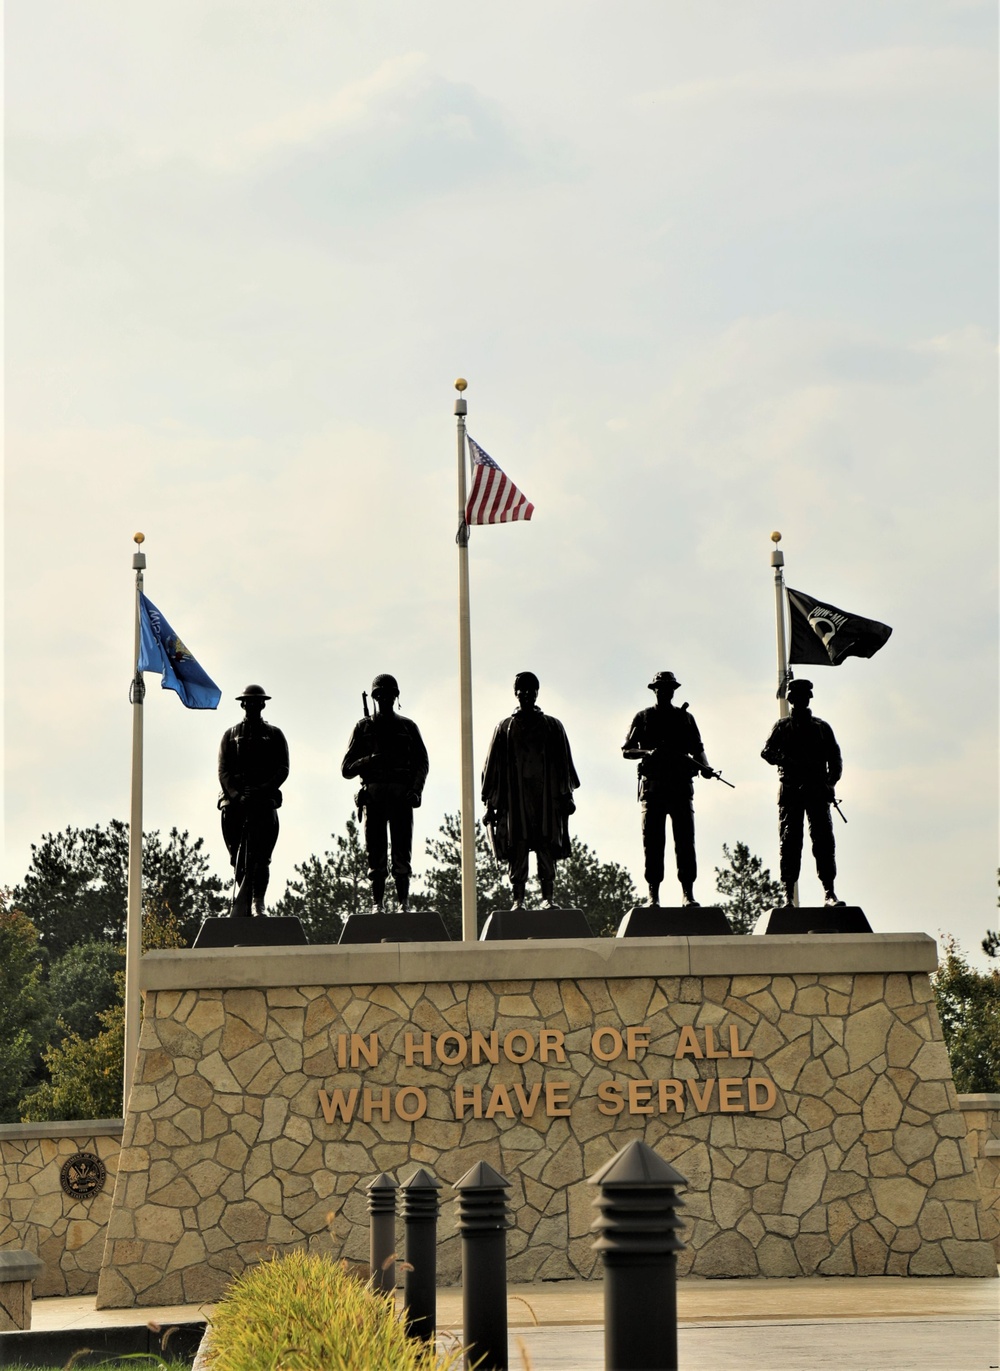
top-left (625, 1026), bottom-right (650, 1060)
top-left (729, 1024), bottom-right (753, 1058)
top-left (503, 1030), bottom-right (535, 1063)
top-left (470, 1030), bottom-right (500, 1064)
top-left (675, 1025), bottom-right (703, 1059)
top-left (352, 1033), bottom-right (379, 1068)
top-left (318, 1087), bottom-right (357, 1123)
top-left (539, 1028), bottom-right (567, 1063)
top-left (748, 1078), bottom-right (777, 1112)
top-left (704, 1026), bottom-right (727, 1059)
top-left (404, 1031), bottom-right (433, 1065)
top-left (395, 1087), bottom-right (427, 1122)
top-left (454, 1083), bottom-right (483, 1119)
top-left (513, 1082), bottom-right (543, 1116)
top-left (687, 1078), bottom-right (716, 1111)
top-left (545, 1081), bottom-right (571, 1116)
top-left (362, 1086), bottom-right (392, 1121)
top-left (592, 1027), bottom-right (623, 1061)
top-left (436, 1031), bottom-right (468, 1065)
top-left (597, 1080), bottom-right (625, 1115)
top-left (657, 1079), bottom-right (685, 1113)
top-left (718, 1078), bottom-right (744, 1112)
top-left (484, 1084), bottom-right (516, 1119)
top-left (627, 1080), bottom-right (655, 1114)
top-left (336, 1034), bottom-right (349, 1069)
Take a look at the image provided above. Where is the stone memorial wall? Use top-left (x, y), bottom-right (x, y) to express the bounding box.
top-left (91, 935), bottom-right (996, 1308)
top-left (0, 1121), bottom-right (122, 1297)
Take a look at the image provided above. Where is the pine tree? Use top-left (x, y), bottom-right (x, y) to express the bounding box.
top-left (714, 841), bottom-right (783, 935)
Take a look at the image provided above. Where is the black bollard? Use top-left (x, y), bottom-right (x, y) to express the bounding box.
top-left (400, 1167), bottom-right (442, 1342)
top-left (454, 1160), bottom-right (512, 1371)
top-left (589, 1139), bottom-right (687, 1371)
top-left (366, 1171), bottom-right (398, 1296)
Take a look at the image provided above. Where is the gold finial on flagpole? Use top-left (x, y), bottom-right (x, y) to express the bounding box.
top-left (134, 531), bottom-right (145, 544)
top-left (455, 377), bottom-right (467, 392)
top-left (771, 530), bottom-right (781, 544)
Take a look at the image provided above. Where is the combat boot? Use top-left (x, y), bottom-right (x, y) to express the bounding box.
top-left (371, 875), bottom-right (386, 914)
top-left (395, 876), bottom-right (410, 912)
top-left (681, 887), bottom-right (700, 907)
top-left (824, 889), bottom-right (846, 907)
top-left (510, 883), bottom-right (526, 910)
top-left (540, 879), bottom-right (555, 910)
top-left (647, 883), bottom-right (660, 907)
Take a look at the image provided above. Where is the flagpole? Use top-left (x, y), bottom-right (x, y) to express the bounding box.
top-left (455, 379), bottom-right (478, 941)
top-left (124, 532), bottom-right (146, 1111)
top-left (770, 531), bottom-right (790, 721)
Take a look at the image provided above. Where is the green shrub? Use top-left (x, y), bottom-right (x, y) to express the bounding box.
top-left (204, 1250), bottom-right (464, 1371)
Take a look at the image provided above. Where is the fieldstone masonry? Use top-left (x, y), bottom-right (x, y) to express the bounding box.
top-left (91, 935), bottom-right (996, 1307)
top-left (0, 1122), bottom-right (122, 1297)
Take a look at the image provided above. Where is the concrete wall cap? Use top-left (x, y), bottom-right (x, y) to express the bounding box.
top-left (0, 1251), bottom-right (45, 1281)
top-left (140, 932), bottom-right (938, 991)
top-left (0, 1120), bottom-right (124, 1141)
top-left (957, 1094), bottom-right (1000, 1110)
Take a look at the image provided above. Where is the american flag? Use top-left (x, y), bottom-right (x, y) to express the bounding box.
top-left (465, 436), bottom-right (535, 525)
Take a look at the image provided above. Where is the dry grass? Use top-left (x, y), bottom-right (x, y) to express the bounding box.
top-left (202, 1249), bottom-right (466, 1371)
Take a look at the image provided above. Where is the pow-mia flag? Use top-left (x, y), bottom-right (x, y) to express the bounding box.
top-left (787, 587), bottom-right (892, 667)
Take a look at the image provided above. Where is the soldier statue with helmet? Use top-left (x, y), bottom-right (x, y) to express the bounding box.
top-left (342, 674), bottom-right (429, 912)
top-left (621, 670), bottom-right (716, 907)
top-left (761, 677), bottom-right (846, 907)
top-left (218, 684), bottom-right (289, 917)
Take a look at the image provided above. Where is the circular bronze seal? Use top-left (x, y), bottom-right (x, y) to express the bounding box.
top-left (60, 1151), bottom-right (107, 1200)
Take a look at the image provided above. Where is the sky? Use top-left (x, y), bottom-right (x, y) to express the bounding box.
top-left (4, 1), bottom-right (997, 959)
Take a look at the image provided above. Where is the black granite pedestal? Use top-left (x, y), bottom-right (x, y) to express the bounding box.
top-left (192, 916), bottom-right (308, 949)
top-left (617, 906), bottom-right (733, 937)
top-left (480, 908), bottom-right (592, 940)
top-left (339, 912), bottom-right (451, 944)
top-left (754, 906), bottom-right (872, 935)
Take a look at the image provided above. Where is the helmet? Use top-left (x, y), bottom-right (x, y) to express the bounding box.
top-left (648, 671), bottom-right (680, 691)
top-left (236, 684), bottom-right (271, 701)
top-left (371, 674), bottom-right (399, 697)
top-left (514, 671), bottom-right (540, 692)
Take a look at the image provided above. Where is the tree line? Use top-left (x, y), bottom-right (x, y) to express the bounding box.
top-left (1, 819), bottom-right (996, 1123)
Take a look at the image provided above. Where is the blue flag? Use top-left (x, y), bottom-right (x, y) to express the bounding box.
top-left (138, 594), bottom-right (222, 709)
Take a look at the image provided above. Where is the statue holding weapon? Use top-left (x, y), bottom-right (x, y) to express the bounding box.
top-left (761, 677), bottom-right (846, 907)
top-left (218, 684), bottom-right (289, 917)
top-left (621, 670), bottom-right (721, 908)
top-left (342, 674), bottom-right (428, 912)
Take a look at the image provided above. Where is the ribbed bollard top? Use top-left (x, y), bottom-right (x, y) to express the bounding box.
top-left (400, 1167), bottom-right (442, 1220)
top-left (454, 1160), bottom-right (513, 1232)
top-left (366, 1171), bottom-right (399, 1214)
top-left (589, 1139), bottom-right (687, 1256)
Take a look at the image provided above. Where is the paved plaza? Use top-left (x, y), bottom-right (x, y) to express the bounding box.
top-left (25, 1273), bottom-right (999, 1370)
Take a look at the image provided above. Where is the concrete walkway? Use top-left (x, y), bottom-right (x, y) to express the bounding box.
top-left (27, 1275), bottom-right (1000, 1370)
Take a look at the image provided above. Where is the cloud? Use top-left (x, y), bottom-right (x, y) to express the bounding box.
top-left (637, 45), bottom-right (993, 110)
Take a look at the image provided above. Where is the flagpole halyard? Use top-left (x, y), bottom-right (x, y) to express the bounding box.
top-left (124, 533), bottom-right (146, 1111)
top-left (455, 380), bottom-right (478, 941)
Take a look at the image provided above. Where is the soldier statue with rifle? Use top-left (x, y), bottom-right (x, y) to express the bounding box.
top-left (622, 670), bottom-right (726, 908)
top-left (218, 684), bottom-right (289, 917)
top-left (341, 674), bottom-right (429, 913)
top-left (761, 677), bottom-right (846, 907)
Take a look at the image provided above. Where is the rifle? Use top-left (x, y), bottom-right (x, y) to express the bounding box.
top-left (704, 769), bottom-right (735, 789)
top-left (362, 690), bottom-right (370, 719)
top-left (831, 796), bottom-right (848, 824)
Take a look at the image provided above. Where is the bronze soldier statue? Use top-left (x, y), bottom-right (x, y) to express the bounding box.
top-left (761, 678), bottom-right (845, 906)
top-left (481, 672), bottom-right (579, 910)
top-left (621, 671), bottom-right (715, 907)
top-left (218, 684), bottom-right (289, 917)
top-left (342, 674), bottom-right (429, 913)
